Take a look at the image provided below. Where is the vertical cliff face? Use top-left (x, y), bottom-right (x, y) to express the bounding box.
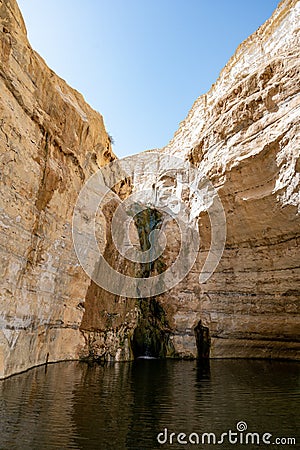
top-left (156, 0), bottom-right (300, 359)
top-left (80, 0), bottom-right (299, 361)
top-left (0, 0), bottom-right (116, 378)
top-left (0, 0), bottom-right (299, 378)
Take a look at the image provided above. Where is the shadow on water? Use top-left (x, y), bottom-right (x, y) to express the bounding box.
top-left (0, 359), bottom-right (299, 449)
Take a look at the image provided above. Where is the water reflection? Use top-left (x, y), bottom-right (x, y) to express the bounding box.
top-left (0, 359), bottom-right (299, 449)
top-left (0, 362), bottom-right (81, 449)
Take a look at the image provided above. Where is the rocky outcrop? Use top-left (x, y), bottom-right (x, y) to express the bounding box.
top-left (0, 0), bottom-right (116, 378)
top-left (0, 0), bottom-right (299, 378)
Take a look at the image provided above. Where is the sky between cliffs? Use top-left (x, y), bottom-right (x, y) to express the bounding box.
top-left (18, 0), bottom-right (279, 158)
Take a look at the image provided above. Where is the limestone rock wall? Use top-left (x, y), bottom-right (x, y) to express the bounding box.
top-left (0, 0), bottom-right (115, 378)
top-left (157, 0), bottom-right (300, 359)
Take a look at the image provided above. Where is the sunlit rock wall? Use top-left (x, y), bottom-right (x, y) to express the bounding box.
top-left (157, 0), bottom-right (300, 359)
top-left (0, 0), bottom-right (116, 378)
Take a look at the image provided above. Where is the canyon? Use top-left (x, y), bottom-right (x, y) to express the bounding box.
top-left (0, 0), bottom-right (299, 379)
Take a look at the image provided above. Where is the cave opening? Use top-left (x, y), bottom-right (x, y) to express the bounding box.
top-left (131, 298), bottom-right (173, 359)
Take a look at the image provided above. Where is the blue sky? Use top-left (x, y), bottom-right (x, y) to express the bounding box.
top-left (17, 0), bottom-right (279, 158)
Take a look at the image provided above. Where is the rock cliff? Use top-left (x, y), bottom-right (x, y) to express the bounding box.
top-left (0, 0), bottom-right (299, 378)
top-left (158, 0), bottom-right (300, 359)
top-left (0, 0), bottom-right (116, 378)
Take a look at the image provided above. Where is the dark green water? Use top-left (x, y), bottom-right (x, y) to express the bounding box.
top-left (0, 359), bottom-right (299, 449)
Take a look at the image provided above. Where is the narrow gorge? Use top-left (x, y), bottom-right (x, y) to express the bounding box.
top-left (0, 0), bottom-right (299, 379)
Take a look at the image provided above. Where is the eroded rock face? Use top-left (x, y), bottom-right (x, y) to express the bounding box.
top-left (81, 0), bottom-right (300, 361)
top-left (157, 0), bottom-right (300, 359)
top-left (0, 0), bottom-right (116, 378)
top-left (0, 0), bottom-right (299, 378)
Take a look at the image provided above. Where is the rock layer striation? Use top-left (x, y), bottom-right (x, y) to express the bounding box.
top-left (159, 0), bottom-right (300, 359)
top-left (0, 0), bottom-right (115, 378)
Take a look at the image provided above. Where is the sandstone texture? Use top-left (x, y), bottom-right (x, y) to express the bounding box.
top-left (0, 0), bottom-right (115, 378)
top-left (158, 0), bottom-right (300, 359)
top-left (0, 0), bottom-right (299, 378)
